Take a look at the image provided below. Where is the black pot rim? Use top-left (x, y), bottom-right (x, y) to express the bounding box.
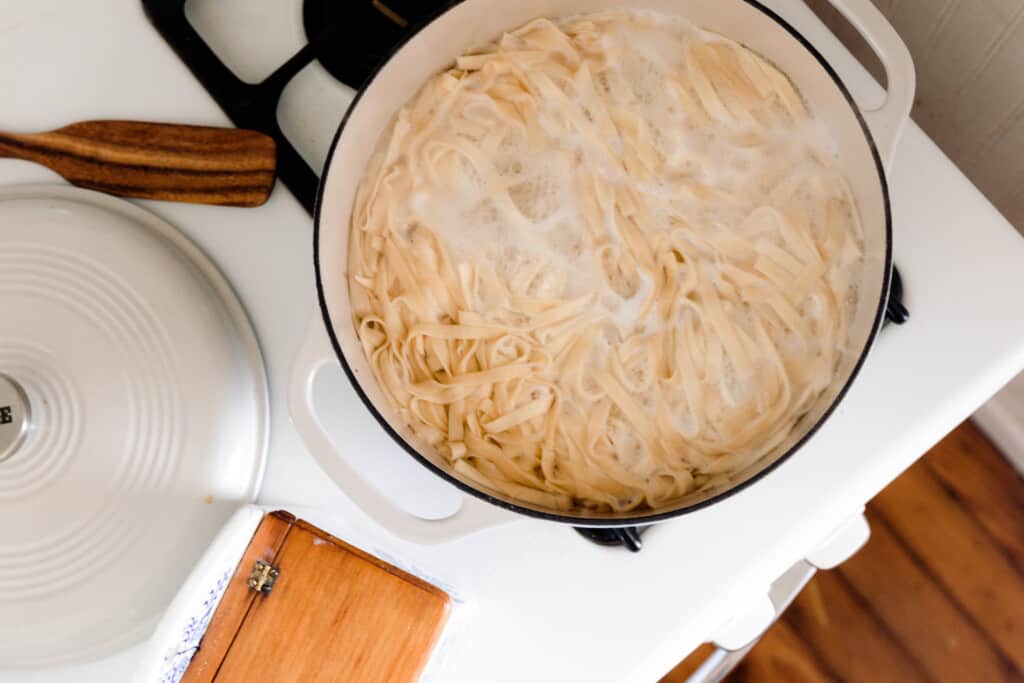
top-left (312, 0), bottom-right (894, 528)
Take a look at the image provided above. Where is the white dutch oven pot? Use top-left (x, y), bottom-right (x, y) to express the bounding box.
top-left (291, 0), bottom-right (914, 543)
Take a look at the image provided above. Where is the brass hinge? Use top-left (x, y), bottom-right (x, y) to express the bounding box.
top-left (247, 560), bottom-right (280, 595)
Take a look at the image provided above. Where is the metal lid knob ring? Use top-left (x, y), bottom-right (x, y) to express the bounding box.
top-left (0, 373), bottom-right (30, 463)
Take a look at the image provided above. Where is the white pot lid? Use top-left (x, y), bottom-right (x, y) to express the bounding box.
top-left (0, 185), bottom-right (268, 670)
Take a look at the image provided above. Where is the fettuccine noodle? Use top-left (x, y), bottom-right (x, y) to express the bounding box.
top-left (348, 10), bottom-right (863, 512)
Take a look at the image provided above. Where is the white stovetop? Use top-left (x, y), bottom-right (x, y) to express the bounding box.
top-left (4, 1), bottom-right (1024, 682)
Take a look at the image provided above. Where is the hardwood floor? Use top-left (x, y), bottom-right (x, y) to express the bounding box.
top-left (661, 420), bottom-right (1024, 683)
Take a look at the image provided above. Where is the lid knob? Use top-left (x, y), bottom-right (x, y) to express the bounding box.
top-left (0, 374), bottom-right (30, 463)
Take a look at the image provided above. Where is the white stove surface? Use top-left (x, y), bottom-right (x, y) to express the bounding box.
top-left (4, 1), bottom-right (1024, 682)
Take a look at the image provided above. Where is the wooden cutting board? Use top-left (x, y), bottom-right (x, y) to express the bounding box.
top-left (182, 511), bottom-right (450, 683)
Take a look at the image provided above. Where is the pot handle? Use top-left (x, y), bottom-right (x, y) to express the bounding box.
top-left (823, 0), bottom-right (915, 170)
top-left (288, 313), bottom-right (516, 544)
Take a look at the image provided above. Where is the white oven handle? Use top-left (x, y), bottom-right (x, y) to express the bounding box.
top-left (685, 511), bottom-right (870, 682)
top-left (687, 560), bottom-right (819, 683)
top-left (289, 313), bottom-right (516, 544)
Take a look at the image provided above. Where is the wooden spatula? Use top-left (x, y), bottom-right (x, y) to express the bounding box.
top-left (0, 120), bottom-right (276, 207)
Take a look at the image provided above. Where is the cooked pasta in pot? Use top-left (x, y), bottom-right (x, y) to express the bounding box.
top-left (347, 10), bottom-right (863, 512)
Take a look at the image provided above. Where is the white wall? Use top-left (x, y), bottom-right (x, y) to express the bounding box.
top-left (974, 383), bottom-right (1024, 474)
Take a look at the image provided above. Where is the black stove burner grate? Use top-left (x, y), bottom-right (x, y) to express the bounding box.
top-left (302, 0), bottom-right (447, 88)
top-left (575, 526), bottom-right (648, 552)
top-left (143, 0), bottom-right (908, 551)
top-left (142, 0), bottom-right (452, 214)
top-left (886, 266), bottom-right (909, 324)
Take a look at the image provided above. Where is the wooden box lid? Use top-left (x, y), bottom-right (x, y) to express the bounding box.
top-left (182, 511), bottom-right (450, 682)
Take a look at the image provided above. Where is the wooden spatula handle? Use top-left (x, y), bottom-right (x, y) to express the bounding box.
top-left (0, 120), bottom-right (277, 207)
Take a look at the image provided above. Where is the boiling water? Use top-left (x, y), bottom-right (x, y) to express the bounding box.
top-left (402, 10), bottom-right (850, 338)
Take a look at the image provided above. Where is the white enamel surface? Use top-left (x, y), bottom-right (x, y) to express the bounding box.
top-left (131, 505), bottom-right (265, 683)
top-left (0, 186), bottom-right (267, 669)
top-left (319, 0), bottom-right (892, 520)
top-left (2, 2), bottom-right (1024, 683)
